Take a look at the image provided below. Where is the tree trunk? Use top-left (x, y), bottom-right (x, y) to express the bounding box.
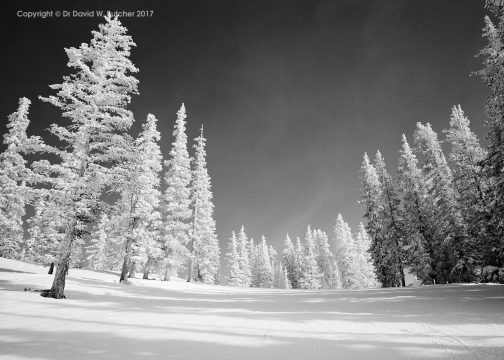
top-left (128, 262), bottom-right (135, 278)
top-left (40, 219), bottom-right (77, 299)
top-left (48, 262), bottom-right (55, 275)
top-left (187, 256), bottom-right (195, 282)
top-left (399, 265), bottom-right (406, 287)
top-left (119, 242), bottom-right (131, 283)
top-left (164, 265), bottom-right (171, 281)
top-left (187, 204), bottom-right (198, 283)
top-left (143, 258), bottom-right (151, 280)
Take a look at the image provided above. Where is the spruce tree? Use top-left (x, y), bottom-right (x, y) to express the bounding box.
top-left (117, 114), bottom-right (163, 282)
top-left (397, 134), bottom-right (434, 283)
top-left (227, 231), bottom-right (243, 286)
top-left (414, 122), bottom-right (470, 282)
top-left (444, 106), bottom-right (488, 270)
top-left (298, 226), bottom-right (322, 289)
top-left (254, 236), bottom-right (273, 288)
top-left (313, 229), bottom-right (335, 288)
top-left (475, 11), bottom-right (504, 271)
top-left (374, 151), bottom-right (406, 287)
top-left (0, 98), bottom-right (32, 259)
top-left (35, 14), bottom-right (139, 298)
top-left (162, 104), bottom-right (192, 280)
top-left (281, 234), bottom-right (297, 288)
top-left (189, 127), bottom-right (220, 283)
top-left (237, 226), bottom-right (251, 286)
top-left (354, 223), bottom-right (378, 288)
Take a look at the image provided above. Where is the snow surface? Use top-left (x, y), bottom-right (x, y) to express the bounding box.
top-left (1, 258), bottom-right (504, 360)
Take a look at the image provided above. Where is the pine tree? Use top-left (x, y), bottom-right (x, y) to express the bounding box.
top-left (162, 104), bottom-right (192, 280)
top-left (34, 14), bottom-right (139, 299)
top-left (189, 127), bottom-right (220, 284)
top-left (374, 151), bottom-right (406, 287)
top-left (86, 213), bottom-right (110, 270)
top-left (255, 236), bottom-right (274, 288)
top-left (25, 195), bottom-right (66, 270)
top-left (0, 98), bottom-right (32, 259)
top-left (333, 214), bottom-right (359, 289)
top-left (475, 12), bottom-right (504, 270)
top-left (313, 229), bottom-right (335, 288)
top-left (281, 234), bottom-right (297, 288)
top-left (414, 122), bottom-right (470, 282)
top-left (227, 231), bottom-right (243, 286)
top-left (298, 226), bottom-right (322, 289)
top-left (293, 236), bottom-right (304, 288)
top-left (354, 223), bottom-right (378, 288)
top-left (397, 134), bottom-right (434, 283)
top-left (116, 114), bottom-right (163, 282)
top-left (443, 105), bottom-right (489, 270)
top-left (237, 226), bottom-right (251, 286)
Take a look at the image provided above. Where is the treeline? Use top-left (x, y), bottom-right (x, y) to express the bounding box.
top-left (0, 15), bottom-right (220, 298)
top-left (360, 3), bottom-right (504, 286)
top-left (226, 217), bottom-right (378, 289)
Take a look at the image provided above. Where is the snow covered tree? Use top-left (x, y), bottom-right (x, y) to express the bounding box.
top-left (273, 262), bottom-right (289, 289)
top-left (359, 154), bottom-right (394, 287)
top-left (475, 12), bottom-right (504, 271)
top-left (86, 213), bottom-right (111, 270)
top-left (33, 14), bottom-right (139, 299)
top-left (0, 98), bottom-right (32, 259)
top-left (374, 151), bottom-right (406, 287)
top-left (313, 229), bottom-right (336, 288)
top-left (333, 214), bottom-right (360, 289)
top-left (354, 223), bottom-right (378, 288)
top-left (298, 226), bottom-right (322, 289)
top-left (236, 226), bottom-right (251, 286)
top-left (254, 236), bottom-right (274, 288)
top-left (293, 236), bottom-right (304, 288)
top-left (443, 105), bottom-right (489, 269)
top-left (188, 126), bottom-right (220, 283)
top-left (162, 104), bottom-right (192, 281)
top-left (140, 211), bottom-right (165, 279)
top-left (414, 122), bottom-right (471, 282)
top-left (25, 194), bottom-right (66, 272)
top-left (282, 234), bottom-right (298, 288)
top-left (227, 231), bottom-right (243, 286)
top-left (115, 114), bottom-right (163, 282)
top-left (397, 134), bottom-right (434, 283)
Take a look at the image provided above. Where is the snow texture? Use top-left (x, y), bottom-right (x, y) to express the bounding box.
top-left (1, 257), bottom-right (504, 360)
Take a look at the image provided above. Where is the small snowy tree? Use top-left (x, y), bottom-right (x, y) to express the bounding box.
top-left (227, 231), bottom-right (243, 286)
top-left (333, 214), bottom-right (360, 289)
top-left (354, 223), bottom-right (378, 288)
top-left (313, 229), bottom-right (336, 288)
top-left (255, 236), bottom-right (274, 288)
top-left (237, 226), bottom-right (251, 286)
top-left (281, 234), bottom-right (297, 288)
top-left (298, 226), bottom-right (322, 289)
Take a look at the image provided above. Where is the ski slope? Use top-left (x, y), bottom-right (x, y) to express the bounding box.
top-left (1, 257), bottom-right (503, 360)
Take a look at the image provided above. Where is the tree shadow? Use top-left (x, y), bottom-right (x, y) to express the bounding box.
top-left (1, 324), bottom-right (503, 360)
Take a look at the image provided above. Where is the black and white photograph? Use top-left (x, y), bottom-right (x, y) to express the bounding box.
top-left (1, 1), bottom-right (504, 359)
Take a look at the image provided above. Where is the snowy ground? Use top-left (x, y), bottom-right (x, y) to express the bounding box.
top-left (1, 258), bottom-right (504, 360)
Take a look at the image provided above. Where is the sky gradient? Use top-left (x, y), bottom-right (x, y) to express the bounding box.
top-left (0, 1), bottom-right (491, 258)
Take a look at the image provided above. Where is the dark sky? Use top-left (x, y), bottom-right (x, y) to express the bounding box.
top-left (0, 1), bottom-right (490, 257)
